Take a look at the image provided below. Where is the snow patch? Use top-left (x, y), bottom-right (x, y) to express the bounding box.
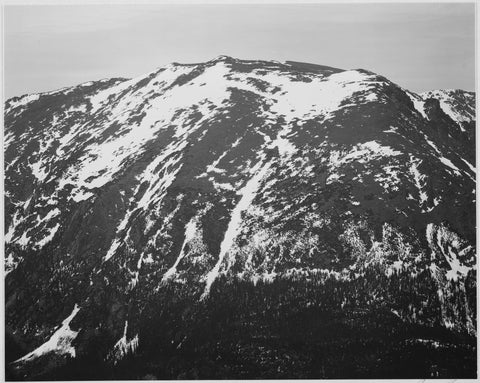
top-left (202, 158), bottom-right (271, 298)
top-left (163, 217), bottom-right (198, 281)
top-left (439, 156), bottom-right (461, 176)
top-left (406, 92), bottom-right (428, 119)
top-left (36, 223), bottom-right (60, 249)
top-left (409, 156), bottom-right (429, 210)
top-left (14, 305), bottom-right (80, 363)
top-left (6, 94), bottom-right (40, 111)
top-left (30, 161), bottom-right (48, 182)
top-left (108, 321), bottom-right (139, 364)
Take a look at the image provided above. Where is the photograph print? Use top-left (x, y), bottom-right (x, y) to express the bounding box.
top-left (3, 1), bottom-right (477, 380)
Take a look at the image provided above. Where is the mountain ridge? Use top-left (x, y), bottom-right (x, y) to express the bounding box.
top-left (7, 55), bottom-right (474, 104)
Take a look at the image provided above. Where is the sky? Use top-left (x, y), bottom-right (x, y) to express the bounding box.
top-left (3, 2), bottom-right (476, 99)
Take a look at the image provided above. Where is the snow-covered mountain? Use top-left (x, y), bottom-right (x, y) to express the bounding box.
top-left (4, 56), bottom-right (476, 379)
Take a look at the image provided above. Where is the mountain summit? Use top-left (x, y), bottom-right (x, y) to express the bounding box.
top-left (4, 57), bottom-right (476, 379)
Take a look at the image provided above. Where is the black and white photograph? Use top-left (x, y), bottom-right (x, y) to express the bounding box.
top-left (2, 0), bottom-right (477, 380)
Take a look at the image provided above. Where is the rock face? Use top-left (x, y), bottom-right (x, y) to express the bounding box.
top-left (4, 56), bottom-right (476, 379)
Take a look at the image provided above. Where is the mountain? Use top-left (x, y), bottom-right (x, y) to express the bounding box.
top-left (4, 56), bottom-right (476, 379)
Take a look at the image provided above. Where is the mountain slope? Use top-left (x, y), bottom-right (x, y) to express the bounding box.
top-left (4, 56), bottom-right (476, 379)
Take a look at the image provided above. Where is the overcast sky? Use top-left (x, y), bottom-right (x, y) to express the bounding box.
top-left (4, 3), bottom-right (475, 99)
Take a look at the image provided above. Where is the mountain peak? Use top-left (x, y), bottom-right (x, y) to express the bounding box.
top-left (4, 56), bottom-right (476, 380)
top-left (211, 54), bottom-right (235, 62)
